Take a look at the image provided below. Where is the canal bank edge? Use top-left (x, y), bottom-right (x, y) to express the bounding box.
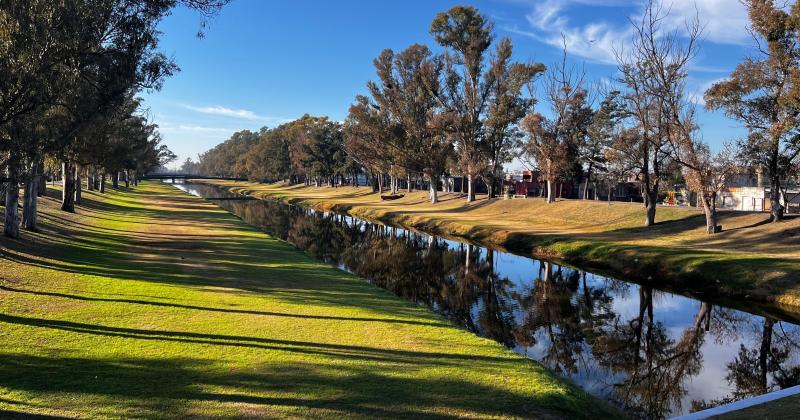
top-left (193, 180), bottom-right (800, 313)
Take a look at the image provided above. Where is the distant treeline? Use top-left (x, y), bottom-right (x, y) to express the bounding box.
top-left (191, 1), bottom-right (800, 235)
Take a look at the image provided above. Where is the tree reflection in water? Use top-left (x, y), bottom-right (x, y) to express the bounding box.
top-left (178, 183), bottom-right (800, 419)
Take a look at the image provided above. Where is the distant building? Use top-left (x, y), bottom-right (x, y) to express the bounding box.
top-left (717, 167), bottom-right (800, 213)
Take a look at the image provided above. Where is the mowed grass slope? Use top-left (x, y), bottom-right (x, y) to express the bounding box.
top-left (0, 182), bottom-right (618, 419)
top-left (201, 180), bottom-right (800, 309)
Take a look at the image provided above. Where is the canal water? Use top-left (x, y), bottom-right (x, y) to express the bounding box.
top-left (175, 182), bottom-right (800, 419)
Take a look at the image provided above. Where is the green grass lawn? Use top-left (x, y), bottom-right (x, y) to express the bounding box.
top-left (0, 182), bottom-right (619, 419)
top-left (711, 394), bottom-right (800, 419)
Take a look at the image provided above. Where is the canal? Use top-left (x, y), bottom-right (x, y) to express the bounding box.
top-left (175, 182), bottom-right (800, 419)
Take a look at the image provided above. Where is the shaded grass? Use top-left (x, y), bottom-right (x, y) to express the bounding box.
top-left (198, 180), bottom-right (800, 310)
top-left (710, 394), bottom-right (800, 419)
top-left (0, 182), bottom-right (619, 419)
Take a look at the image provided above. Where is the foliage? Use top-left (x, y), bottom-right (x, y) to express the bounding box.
top-left (704, 0), bottom-right (800, 222)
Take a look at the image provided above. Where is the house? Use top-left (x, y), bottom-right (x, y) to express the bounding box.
top-left (716, 167), bottom-right (800, 213)
top-left (503, 170), bottom-right (573, 198)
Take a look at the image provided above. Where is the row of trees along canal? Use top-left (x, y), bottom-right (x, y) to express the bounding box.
top-left (190, 0), bottom-right (800, 235)
top-left (0, 0), bottom-right (230, 239)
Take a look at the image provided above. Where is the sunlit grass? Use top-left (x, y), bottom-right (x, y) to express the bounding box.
top-left (0, 182), bottom-right (619, 419)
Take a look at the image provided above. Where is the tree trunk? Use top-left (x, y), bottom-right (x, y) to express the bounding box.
top-left (100, 172), bottom-right (106, 194)
top-left (583, 166), bottom-right (592, 199)
top-left (377, 173), bottom-right (384, 193)
top-left (74, 166), bottom-right (82, 204)
top-left (124, 170), bottom-right (130, 188)
top-left (770, 176), bottom-right (782, 222)
top-left (22, 175), bottom-right (38, 231)
top-left (87, 173), bottom-right (95, 191)
top-left (61, 161), bottom-right (75, 212)
top-left (4, 154), bottom-right (21, 238)
top-left (407, 175), bottom-right (412, 193)
top-left (22, 162), bottom-right (40, 231)
top-left (700, 195), bottom-right (719, 234)
top-left (466, 173), bottom-right (475, 202)
top-left (428, 173), bottom-right (438, 204)
top-left (645, 189), bottom-right (658, 227)
top-left (36, 160), bottom-right (46, 197)
top-left (546, 180), bottom-right (555, 203)
top-left (112, 172), bottom-right (119, 189)
top-left (697, 192), bottom-right (719, 234)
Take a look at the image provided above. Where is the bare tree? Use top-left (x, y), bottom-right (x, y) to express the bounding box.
top-left (613, 0), bottom-right (700, 227)
top-left (678, 140), bottom-right (737, 233)
top-left (522, 48), bottom-right (591, 203)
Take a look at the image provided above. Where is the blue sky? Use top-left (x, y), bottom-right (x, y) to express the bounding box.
top-left (143, 0), bottom-right (754, 168)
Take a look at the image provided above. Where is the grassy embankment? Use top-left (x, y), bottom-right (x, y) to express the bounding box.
top-left (198, 180), bottom-right (800, 310)
top-left (0, 182), bottom-right (619, 419)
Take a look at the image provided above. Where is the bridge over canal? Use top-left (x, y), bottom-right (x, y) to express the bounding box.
top-left (140, 174), bottom-right (248, 183)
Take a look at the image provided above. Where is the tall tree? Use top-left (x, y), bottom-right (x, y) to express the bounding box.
top-left (430, 6), bottom-right (494, 202)
top-left (344, 95), bottom-right (397, 193)
top-left (483, 38), bottom-right (545, 199)
top-left (613, 0), bottom-right (692, 226)
top-left (705, 0), bottom-right (800, 222)
top-left (365, 45), bottom-right (451, 203)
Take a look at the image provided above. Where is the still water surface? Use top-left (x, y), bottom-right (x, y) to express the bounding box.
top-left (175, 182), bottom-right (800, 419)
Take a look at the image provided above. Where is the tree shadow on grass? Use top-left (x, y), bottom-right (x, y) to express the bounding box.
top-left (0, 350), bottom-right (596, 419)
top-left (0, 313), bottom-right (515, 365)
top-left (1, 197), bottom-right (451, 323)
top-left (0, 286), bottom-right (449, 328)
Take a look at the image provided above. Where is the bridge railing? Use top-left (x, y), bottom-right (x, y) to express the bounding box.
top-left (140, 174), bottom-right (248, 181)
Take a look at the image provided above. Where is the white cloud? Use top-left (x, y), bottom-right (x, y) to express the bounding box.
top-left (182, 104), bottom-right (283, 121)
top-left (511, 0), bottom-right (749, 65)
top-left (664, 0), bottom-right (749, 45)
top-left (687, 76), bottom-right (728, 106)
top-left (157, 122), bottom-right (234, 134)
